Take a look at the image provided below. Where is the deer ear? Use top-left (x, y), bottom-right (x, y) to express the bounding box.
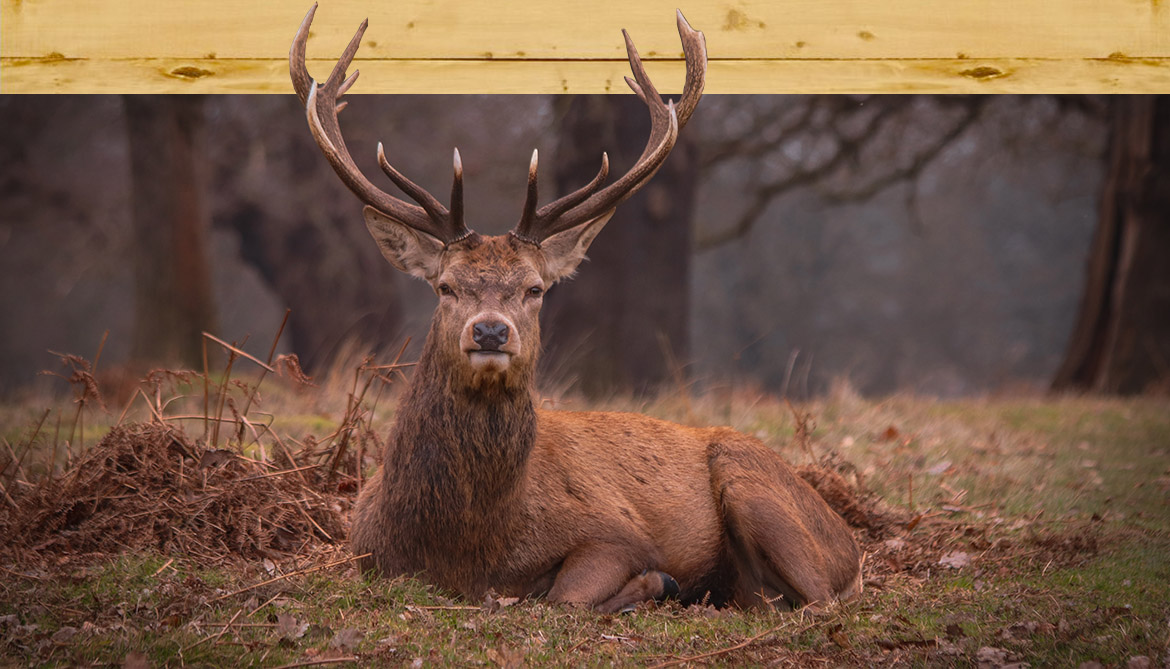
top-left (538, 210), bottom-right (617, 283)
top-left (363, 206), bottom-right (444, 282)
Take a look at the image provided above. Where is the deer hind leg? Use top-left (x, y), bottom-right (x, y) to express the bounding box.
top-left (546, 543), bottom-right (678, 613)
top-left (707, 437), bottom-right (862, 611)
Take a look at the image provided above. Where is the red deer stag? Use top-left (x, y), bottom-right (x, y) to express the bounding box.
top-left (290, 5), bottom-right (862, 613)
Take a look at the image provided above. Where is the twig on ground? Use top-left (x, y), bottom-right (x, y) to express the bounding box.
top-left (210, 553), bottom-right (371, 603)
top-left (248, 591), bottom-right (284, 617)
top-left (0, 565), bottom-right (43, 581)
top-left (272, 658), bottom-right (358, 669)
top-left (182, 608), bottom-right (242, 653)
top-left (151, 558), bottom-right (175, 577)
top-left (649, 617), bottom-right (824, 669)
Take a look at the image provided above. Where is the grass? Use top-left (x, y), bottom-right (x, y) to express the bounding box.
top-left (2, 364), bottom-right (1168, 667)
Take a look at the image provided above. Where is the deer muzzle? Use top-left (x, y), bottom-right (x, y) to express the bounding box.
top-left (462, 312), bottom-right (521, 372)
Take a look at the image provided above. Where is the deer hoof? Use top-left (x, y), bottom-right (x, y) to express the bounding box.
top-left (658, 573), bottom-right (680, 600)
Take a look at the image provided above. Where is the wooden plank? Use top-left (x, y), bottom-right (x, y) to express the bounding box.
top-left (4, 56), bottom-right (1169, 95)
top-left (4, 0), bottom-right (1168, 59)
top-left (2, 0), bottom-right (1167, 93)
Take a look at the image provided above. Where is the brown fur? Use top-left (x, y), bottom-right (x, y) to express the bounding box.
top-left (351, 236), bottom-right (862, 611)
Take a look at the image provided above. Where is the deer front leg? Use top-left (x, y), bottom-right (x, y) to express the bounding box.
top-left (546, 543), bottom-right (676, 613)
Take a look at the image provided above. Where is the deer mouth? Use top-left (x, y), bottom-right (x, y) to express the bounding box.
top-left (467, 349), bottom-right (513, 373)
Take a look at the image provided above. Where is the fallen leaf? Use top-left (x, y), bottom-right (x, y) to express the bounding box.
top-left (883, 538), bottom-right (907, 551)
top-left (829, 628), bottom-right (852, 649)
top-left (486, 644), bottom-right (526, 668)
top-left (50, 626), bottom-right (78, 643)
top-left (1000, 620), bottom-right (1049, 639)
top-left (939, 551), bottom-right (971, 569)
top-left (330, 627), bottom-right (364, 652)
top-left (976, 646), bottom-right (1009, 668)
top-left (276, 613), bottom-right (308, 640)
top-left (482, 590), bottom-right (520, 612)
top-left (304, 623), bottom-right (333, 640)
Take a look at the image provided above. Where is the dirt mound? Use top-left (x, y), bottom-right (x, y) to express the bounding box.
top-left (3, 422), bottom-right (352, 561)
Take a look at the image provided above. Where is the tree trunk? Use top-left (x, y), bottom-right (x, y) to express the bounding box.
top-left (540, 96), bottom-right (696, 396)
top-left (123, 96), bottom-right (217, 368)
top-left (1052, 96), bottom-right (1170, 394)
top-left (211, 96), bottom-right (406, 370)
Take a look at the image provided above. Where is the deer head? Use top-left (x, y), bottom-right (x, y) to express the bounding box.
top-left (289, 4), bottom-right (705, 391)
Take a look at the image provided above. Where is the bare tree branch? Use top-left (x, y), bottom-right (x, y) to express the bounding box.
top-left (694, 96), bottom-right (987, 251)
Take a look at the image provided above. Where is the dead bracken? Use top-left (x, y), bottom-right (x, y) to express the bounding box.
top-left (2, 421), bottom-right (352, 562)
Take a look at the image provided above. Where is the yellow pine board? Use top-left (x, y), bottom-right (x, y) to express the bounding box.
top-left (3, 57), bottom-right (1169, 94)
top-left (3, 0), bottom-right (1167, 60)
top-left (2, 0), bottom-right (1168, 92)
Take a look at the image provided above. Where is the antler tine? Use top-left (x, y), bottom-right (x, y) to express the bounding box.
top-left (289, 3), bottom-right (318, 104)
top-left (538, 103), bottom-right (678, 240)
top-left (377, 143), bottom-right (448, 222)
top-left (536, 153), bottom-right (609, 223)
top-left (339, 69), bottom-right (360, 97)
top-left (514, 150), bottom-right (541, 242)
top-left (673, 9), bottom-right (707, 128)
top-left (621, 28), bottom-right (662, 105)
top-left (325, 18), bottom-right (367, 94)
top-left (514, 151), bottom-right (611, 244)
top-left (291, 7), bottom-right (473, 244)
top-left (509, 15), bottom-right (704, 244)
top-left (450, 148), bottom-right (465, 236)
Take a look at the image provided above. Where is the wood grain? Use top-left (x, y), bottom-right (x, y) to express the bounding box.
top-left (3, 0), bottom-right (1168, 93)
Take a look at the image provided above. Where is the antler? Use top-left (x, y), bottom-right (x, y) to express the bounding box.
top-left (511, 10), bottom-right (707, 245)
top-left (290, 4), bottom-right (473, 245)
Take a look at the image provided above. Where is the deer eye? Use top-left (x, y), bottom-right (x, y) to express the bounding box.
top-left (438, 283), bottom-right (454, 297)
top-left (527, 286), bottom-right (544, 298)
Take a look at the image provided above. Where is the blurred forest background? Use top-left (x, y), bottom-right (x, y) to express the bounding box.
top-left (1, 94), bottom-right (1167, 399)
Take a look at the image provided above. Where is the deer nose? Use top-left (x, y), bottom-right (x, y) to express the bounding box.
top-left (472, 321), bottom-right (510, 352)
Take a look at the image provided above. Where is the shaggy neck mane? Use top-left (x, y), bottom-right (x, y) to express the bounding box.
top-left (380, 320), bottom-right (537, 586)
